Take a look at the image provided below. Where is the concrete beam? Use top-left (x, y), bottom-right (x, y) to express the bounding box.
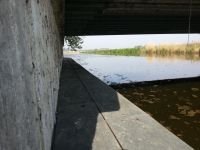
top-left (65, 0), bottom-right (200, 35)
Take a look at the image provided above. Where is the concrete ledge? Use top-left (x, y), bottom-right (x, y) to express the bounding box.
top-left (52, 58), bottom-right (193, 150)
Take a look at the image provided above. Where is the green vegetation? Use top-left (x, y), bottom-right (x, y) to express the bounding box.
top-left (65, 36), bottom-right (83, 51)
top-left (82, 43), bottom-right (200, 58)
top-left (83, 47), bottom-right (142, 56)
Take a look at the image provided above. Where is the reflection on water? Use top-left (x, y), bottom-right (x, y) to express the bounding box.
top-left (114, 81), bottom-right (200, 150)
top-left (65, 54), bottom-right (200, 85)
top-left (144, 53), bottom-right (200, 62)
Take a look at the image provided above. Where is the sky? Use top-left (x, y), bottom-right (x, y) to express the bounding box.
top-left (64, 34), bottom-right (200, 50)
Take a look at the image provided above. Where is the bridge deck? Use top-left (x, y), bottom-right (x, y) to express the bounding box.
top-left (52, 58), bottom-right (193, 150)
top-left (65, 0), bottom-right (200, 35)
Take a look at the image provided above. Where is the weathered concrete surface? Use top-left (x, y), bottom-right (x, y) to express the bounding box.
top-left (0, 1), bottom-right (62, 150)
top-left (52, 0), bottom-right (64, 43)
top-left (52, 59), bottom-right (121, 150)
top-left (53, 58), bottom-right (193, 150)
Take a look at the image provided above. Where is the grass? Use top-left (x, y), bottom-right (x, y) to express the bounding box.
top-left (83, 47), bottom-right (141, 56)
top-left (82, 43), bottom-right (200, 58)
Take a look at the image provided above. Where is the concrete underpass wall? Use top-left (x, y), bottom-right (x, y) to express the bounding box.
top-left (0, 0), bottom-right (63, 150)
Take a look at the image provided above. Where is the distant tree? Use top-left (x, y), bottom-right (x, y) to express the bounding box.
top-left (64, 36), bottom-right (83, 51)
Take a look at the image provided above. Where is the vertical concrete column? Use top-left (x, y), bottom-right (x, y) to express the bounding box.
top-left (0, 0), bottom-right (63, 150)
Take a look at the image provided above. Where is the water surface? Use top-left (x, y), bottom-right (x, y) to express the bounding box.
top-left (65, 54), bottom-right (200, 84)
top-left (114, 81), bottom-right (200, 150)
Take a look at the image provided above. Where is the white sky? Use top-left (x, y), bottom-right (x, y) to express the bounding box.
top-left (64, 34), bottom-right (200, 50)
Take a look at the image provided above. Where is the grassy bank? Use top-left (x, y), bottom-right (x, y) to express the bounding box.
top-left (82, 43), bottom-right (200, 57)
top-left (83, 47), bottom-right (141, 56)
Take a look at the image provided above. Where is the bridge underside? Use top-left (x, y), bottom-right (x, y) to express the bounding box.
top-left (65, 0), bottom-right (200, 36)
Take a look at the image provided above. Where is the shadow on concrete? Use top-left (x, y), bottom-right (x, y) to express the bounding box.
top-left (52, 58), bottom-right (121, 150)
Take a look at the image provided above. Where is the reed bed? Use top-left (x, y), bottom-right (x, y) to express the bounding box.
top-left (143, 43), bottom-right (200, 56)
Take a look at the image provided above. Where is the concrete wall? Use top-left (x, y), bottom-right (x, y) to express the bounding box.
top-left (0, 0), bottom-right (63, 150)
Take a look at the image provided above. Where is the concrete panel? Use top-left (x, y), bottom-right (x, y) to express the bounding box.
top-left (0, 0), bottom-right (62, 150)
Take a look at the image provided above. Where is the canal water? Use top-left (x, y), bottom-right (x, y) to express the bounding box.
top-left (66, 54), bottom-right (200, 85)
top-left (113, 81), bottom-right (200, 150)
top-left (65, 53), bottom-right (200, 149)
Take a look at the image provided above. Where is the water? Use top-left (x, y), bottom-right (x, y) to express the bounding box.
top-left (65, 54), bottom-right (200, 85)
top-left (114, 81), bottom-right (200, 150)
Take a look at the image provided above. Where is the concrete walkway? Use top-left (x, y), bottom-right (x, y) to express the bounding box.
top-left (52, 58), bottom-right (193, 150)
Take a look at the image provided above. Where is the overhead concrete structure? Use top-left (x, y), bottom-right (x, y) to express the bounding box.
top-left (65, 0), bottom-right (200, 35)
